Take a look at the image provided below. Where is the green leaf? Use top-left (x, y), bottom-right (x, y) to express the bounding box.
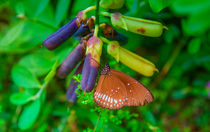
top-left (0, 22), bottom-right (24, 48)
top-left (19, 54), bottom-right (53, 76)
top-left (171, 0), bottom-right (210, 15)
top-left (0, 21), bottom-right (53, 53)
top-left (15, 2), bottom-right (25, 15)
top-left (55, 0), bottom-right (71, 25)
top-left (44, 59), bottom-right (59, 82)
top-left (187, 38), bottom-right (201, 54)
top-left (11, 65), bottom-right (41, 89)
top-left (35, 0), bottom-right (50, 17)
top-left (10, 92), bottom-right (32, 105)
top-left (182, 8), bottom-right (210, 36)
top-left (18, 97), bottom-right (41, 130)
top-left (148, 0), bottom-right (174, 13)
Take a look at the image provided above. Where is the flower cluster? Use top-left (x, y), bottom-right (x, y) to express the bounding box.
top-left (42, 4), bottom-right (167, 103)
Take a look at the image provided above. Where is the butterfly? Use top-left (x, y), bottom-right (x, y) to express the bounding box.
top-left (93, 64), bottom-right (154, 110)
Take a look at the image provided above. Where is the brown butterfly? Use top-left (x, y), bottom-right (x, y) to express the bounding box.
top-left (93, 64), bottom-right (154, 110)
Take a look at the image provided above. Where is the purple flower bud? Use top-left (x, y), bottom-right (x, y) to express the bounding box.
top-left (81, 54), bottom-right (99, 92)
top-left (73, 17), bottom-right (95, 40)
top-left (42, 17), bottom-right (80, 50)
top-left (101, 24), bottom-right (128, 45)
top-left (73, 24), bottom-right (89, 40)
top-left (66, 62), bottom-right (83, 102)
top-left (56, 43), bottom-right (85, 78)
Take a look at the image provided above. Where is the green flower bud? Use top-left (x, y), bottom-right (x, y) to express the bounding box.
top-left (111, 13), bottom-right (167, 37)
top-left (100, 0), bottom-right (124, 9)
top-left (107, 41), bottom-right (158, 76)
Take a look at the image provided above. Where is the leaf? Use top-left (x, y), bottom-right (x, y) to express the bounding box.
top-left (44, 59), bottom-right (59, 82)
top-left (55, 0), bottom-right (71, 26)
top-left (0, 22), bottom-right (24, 48)
top-left (148, 0), bottom-right (174, 13)
top-left (182, 8), bottom-right (210, 36)
top-left (15, 2), bottom-right (25, 15)
top-left (18, 54), bottom-right (53, 76)
top-left (18, 96), bottom-right (41, 130)
top-left (35, 0), bottom-right (50, 17)
top-left (10, 92), bottom-right (32, 105)
top-left (187, 38), bottom-right (201, 54)
top-left (11, 65), bottom-right (41, 89)
top-left (171, 0), bottom-right (210, 15)
top-left (0, 21), bottom-right (53, 53)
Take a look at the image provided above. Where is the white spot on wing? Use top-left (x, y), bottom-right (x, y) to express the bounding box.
top-left (114, 99), bottom-right (118, 103)
top-left (105, 96), bottom-right (108, 101)
top-left (103, 94), bottom-right (106, 99)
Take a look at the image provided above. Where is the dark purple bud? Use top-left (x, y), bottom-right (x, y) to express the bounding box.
top-left (73, 17), bottom-right (95, 40)
top-left (81, 54), bottom-right (99, 92)
top-left (66, 62), bottom-right (83, 102)
top-left (56, 43), bottom-right (85, 78)
top-left (73, 24), bottom-right (89, 40)
top-left (42, 17), bottom-right (80, 50)
top-left (102, 24), bottom-right (128, 45)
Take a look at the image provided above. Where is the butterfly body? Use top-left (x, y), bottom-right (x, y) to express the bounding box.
top-left (94, 64), bottom-right (154, 110)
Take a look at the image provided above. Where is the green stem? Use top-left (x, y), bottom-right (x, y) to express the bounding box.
top-left (94, 0), bottom-right (100, 36)
top-left (99, 11), bottom-right (111, 17)
top-left (30, 81), bottom-right (49, 101)
top-left (99, 36), bottom-right (111, 44)
top-left (84, 6), bottom-right (96, 13)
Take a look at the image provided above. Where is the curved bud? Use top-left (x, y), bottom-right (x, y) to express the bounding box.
top-left (66, 62), bottom-right (83, 102)
top-left (56, 42), bottom-right (85, 78)
top-left (111, 12), bottom-right (167, 37)
top-left (107, 41), bottom-right (158, 76)
top-left (100, 0), bottom-right (124, 9)
top-left (42, 11), bottom-right (88, 50)
top-left (73, 24), bottom-right (89, 40)
top-left (101, 24), bottom-right (128, 45)
top-left (81, 36), bottom-right (103, 92)
top-left (73, 17), bottom-right (95, 40)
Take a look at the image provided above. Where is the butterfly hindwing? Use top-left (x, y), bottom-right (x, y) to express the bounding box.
top-left (94, 72), bottom-right (127, 110)
top-left (111, 70), bottom-right (154, 106)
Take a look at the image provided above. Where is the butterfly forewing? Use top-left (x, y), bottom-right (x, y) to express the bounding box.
top-left (94, 72), bottom-right (127, 110)
top-left (111, 70), bottom-right (154, 106)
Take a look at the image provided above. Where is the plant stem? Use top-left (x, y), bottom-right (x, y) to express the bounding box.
top-left (94, 0), bottom-right (100, 36)
top-left (99, 36), bottom-right (111, 44)
top-left (99, 11), bottom-right (111, 17)
top-left (84, 6), bottom-right (96, 13)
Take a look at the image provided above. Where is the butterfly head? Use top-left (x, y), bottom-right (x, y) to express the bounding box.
top-left (101, 64), bottom-right (110, 75)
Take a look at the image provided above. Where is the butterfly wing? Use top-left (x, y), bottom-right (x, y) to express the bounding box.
top-left (111, 70), bottom-right (154, 106)
top-left (94, 73), bottom-right (127, 110)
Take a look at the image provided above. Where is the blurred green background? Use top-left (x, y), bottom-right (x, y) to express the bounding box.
top-left (0, 0), bottom-right (210, 131)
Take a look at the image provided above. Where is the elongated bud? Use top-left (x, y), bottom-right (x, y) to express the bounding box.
top-left (101, 24), bottom-right (128, 45)
top-left (66, 62), bottom-right (83, 102)
top-left (81, 36), bottom-right (103, 92)
top-left (73, 17), bottom-right (95, 40)
top-left (42, 11), bottom-right (87, 50)
top-left (111, 13), bottom-right (167, 37)
top-left (107, 41), bottom-right (158, 76)
top-left (100, 0), bottom-right (124, 9)
top-left (56, 42), bottom-right (85, 78)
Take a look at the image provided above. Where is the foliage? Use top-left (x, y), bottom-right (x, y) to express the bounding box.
top-left (0, 0), bottom-right (209, 131)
